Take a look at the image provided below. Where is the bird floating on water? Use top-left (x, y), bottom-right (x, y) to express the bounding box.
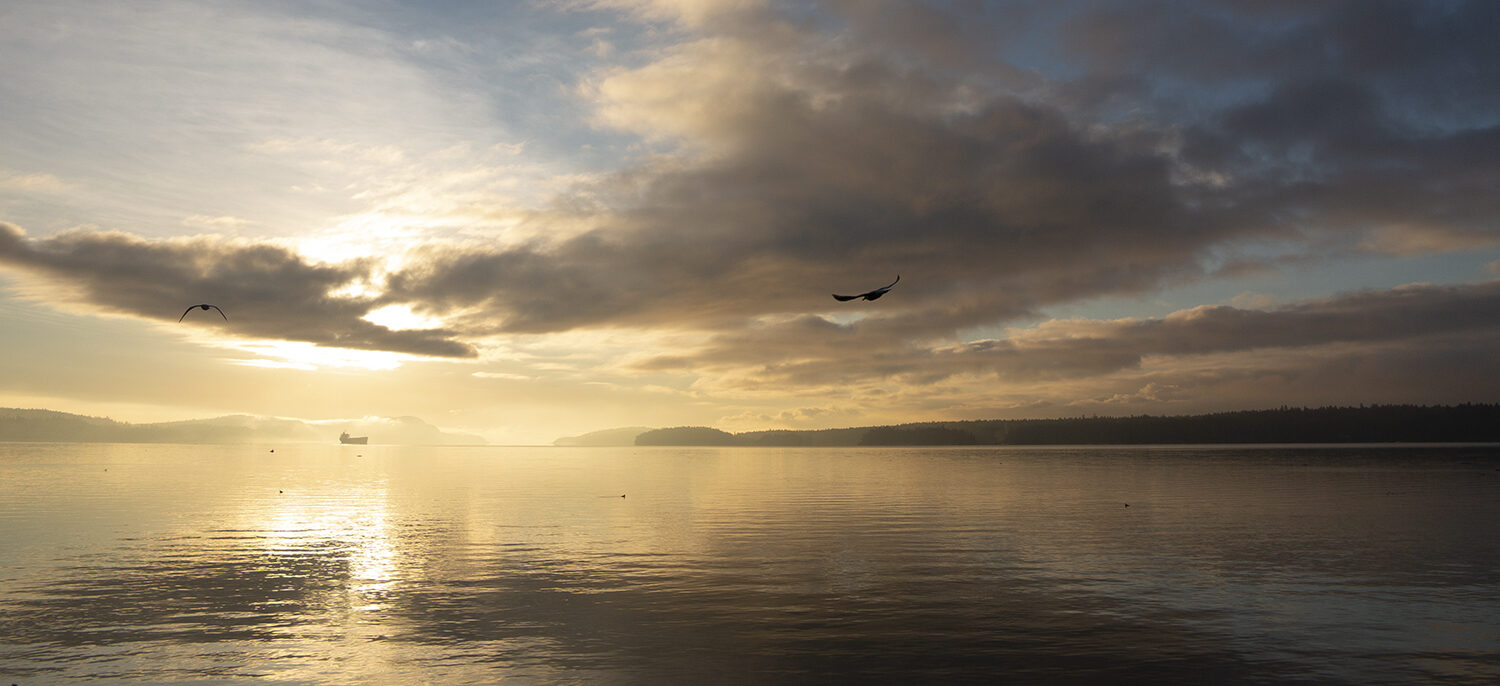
top-left (832, 275), bottom-right (900, 302)
top-left (179, 303), bottom-right (227, 322)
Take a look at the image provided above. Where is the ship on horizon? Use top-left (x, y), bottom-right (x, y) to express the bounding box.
top-left (339, 431), bottom-right (368, 445)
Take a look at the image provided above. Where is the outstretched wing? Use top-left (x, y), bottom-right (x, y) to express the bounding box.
top-left (833, 275), bottom-right (900, 301)
top-left (833, 276), bottom-right (900, 302)
top-left (208, 304), bottom-right (228, 321)
top-left (178, 306), bottom-right (196, 322)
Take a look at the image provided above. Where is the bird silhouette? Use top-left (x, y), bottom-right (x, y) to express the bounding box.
top-left (179, 303), bottom-right (227, 322)
top-left (833, 275), bottom-right (899, 302)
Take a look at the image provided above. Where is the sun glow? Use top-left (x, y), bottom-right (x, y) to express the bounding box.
top-left (227, 340), bottom-right (409, 371)
top-left (363, 304), bottom-right (445, 331)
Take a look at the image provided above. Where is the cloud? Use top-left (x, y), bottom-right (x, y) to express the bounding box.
top-left (1229, 292), bottom-right (1278, 310)
top-left (582, 0), bottom-right (769, 29)
top-left (4, 1), bottom-right (1499, 432)
top-left (1062, 1), bottom-right (1500, 97)
top-left (1094, 382), bottom-right (1186, 405)
top-left (1358, 224), bottom-right (1500, 256)
top-left (1039, 2), bottom-right (1500, 262)
top-left (8, 4), bottom-right (1497, 349)
top-left (0, 1), bottom-right (527, 238)
top-left (15, 202), bottom-right (1486, 416)
top-left (646, 279), bottom-right (1500, 394)
top-left (182, 215), bottom-right (257, 231)
top-left (370, 1), bottom-right (1499, 343)
top-left (9, 2), bottom-right (1499, 352)
top-left (0, 172), bottom-right (70, 193)
top-left (0, 223), bottom-right (474, 358)
top-left (387, 89), bottom-right (1206, 335)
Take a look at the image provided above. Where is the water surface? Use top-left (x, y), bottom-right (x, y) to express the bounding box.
top-left (2, 443), bottom-right (1498, 684)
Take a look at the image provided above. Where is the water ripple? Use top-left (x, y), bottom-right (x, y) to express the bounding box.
top-left (2, 443), bottom-right (1498, 683)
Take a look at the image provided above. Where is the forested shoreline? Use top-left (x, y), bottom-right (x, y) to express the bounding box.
top-left (633, 404), bottom-right (1500, 446)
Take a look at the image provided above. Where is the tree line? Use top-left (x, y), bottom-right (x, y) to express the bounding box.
top-left (635, 404), bottom-right (1500, 446)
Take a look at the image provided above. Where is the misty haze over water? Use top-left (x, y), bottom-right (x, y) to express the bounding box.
top-left (3, 443), bottom-right (1498, 684)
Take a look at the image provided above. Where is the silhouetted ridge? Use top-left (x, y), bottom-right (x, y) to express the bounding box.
top-left (554, 427), bottom-right (652, 446)
top-left (619, 404), bottom-right (1500, 446)
top-left (635, 426), bottom-right (738, 446)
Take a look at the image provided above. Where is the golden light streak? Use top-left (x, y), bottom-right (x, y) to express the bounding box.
top-left (226, 340), bottom-right (409, 372)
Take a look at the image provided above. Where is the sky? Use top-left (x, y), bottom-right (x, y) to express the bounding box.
top-left (2, 0), bottom-right (1499, 445)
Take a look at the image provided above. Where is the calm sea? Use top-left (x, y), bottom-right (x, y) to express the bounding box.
top-left (2, 443), bottom-right (1498, 684)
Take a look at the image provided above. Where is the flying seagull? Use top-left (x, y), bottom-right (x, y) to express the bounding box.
top-left (179, 303), bottom-right (228, 322)
top-left (833, 275), bottom-right (900, 302)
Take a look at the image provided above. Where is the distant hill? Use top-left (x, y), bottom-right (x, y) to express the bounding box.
top-left (608, 404), bottom-right (1500, 447)
top-left (553, 426), bottom-right (652, 446)
top-left (0, 408), bottom-right (487, 445)
top-left (0, 409), bottom-right (133, 442)
top-left (635, 426), bottom-right (738, 446)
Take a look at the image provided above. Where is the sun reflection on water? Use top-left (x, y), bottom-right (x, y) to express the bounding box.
top-left (256, 480), bottom-right (403, 617)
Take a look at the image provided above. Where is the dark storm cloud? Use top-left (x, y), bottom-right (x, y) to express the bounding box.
top-left (0, 223), bottom-right (475, 358)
